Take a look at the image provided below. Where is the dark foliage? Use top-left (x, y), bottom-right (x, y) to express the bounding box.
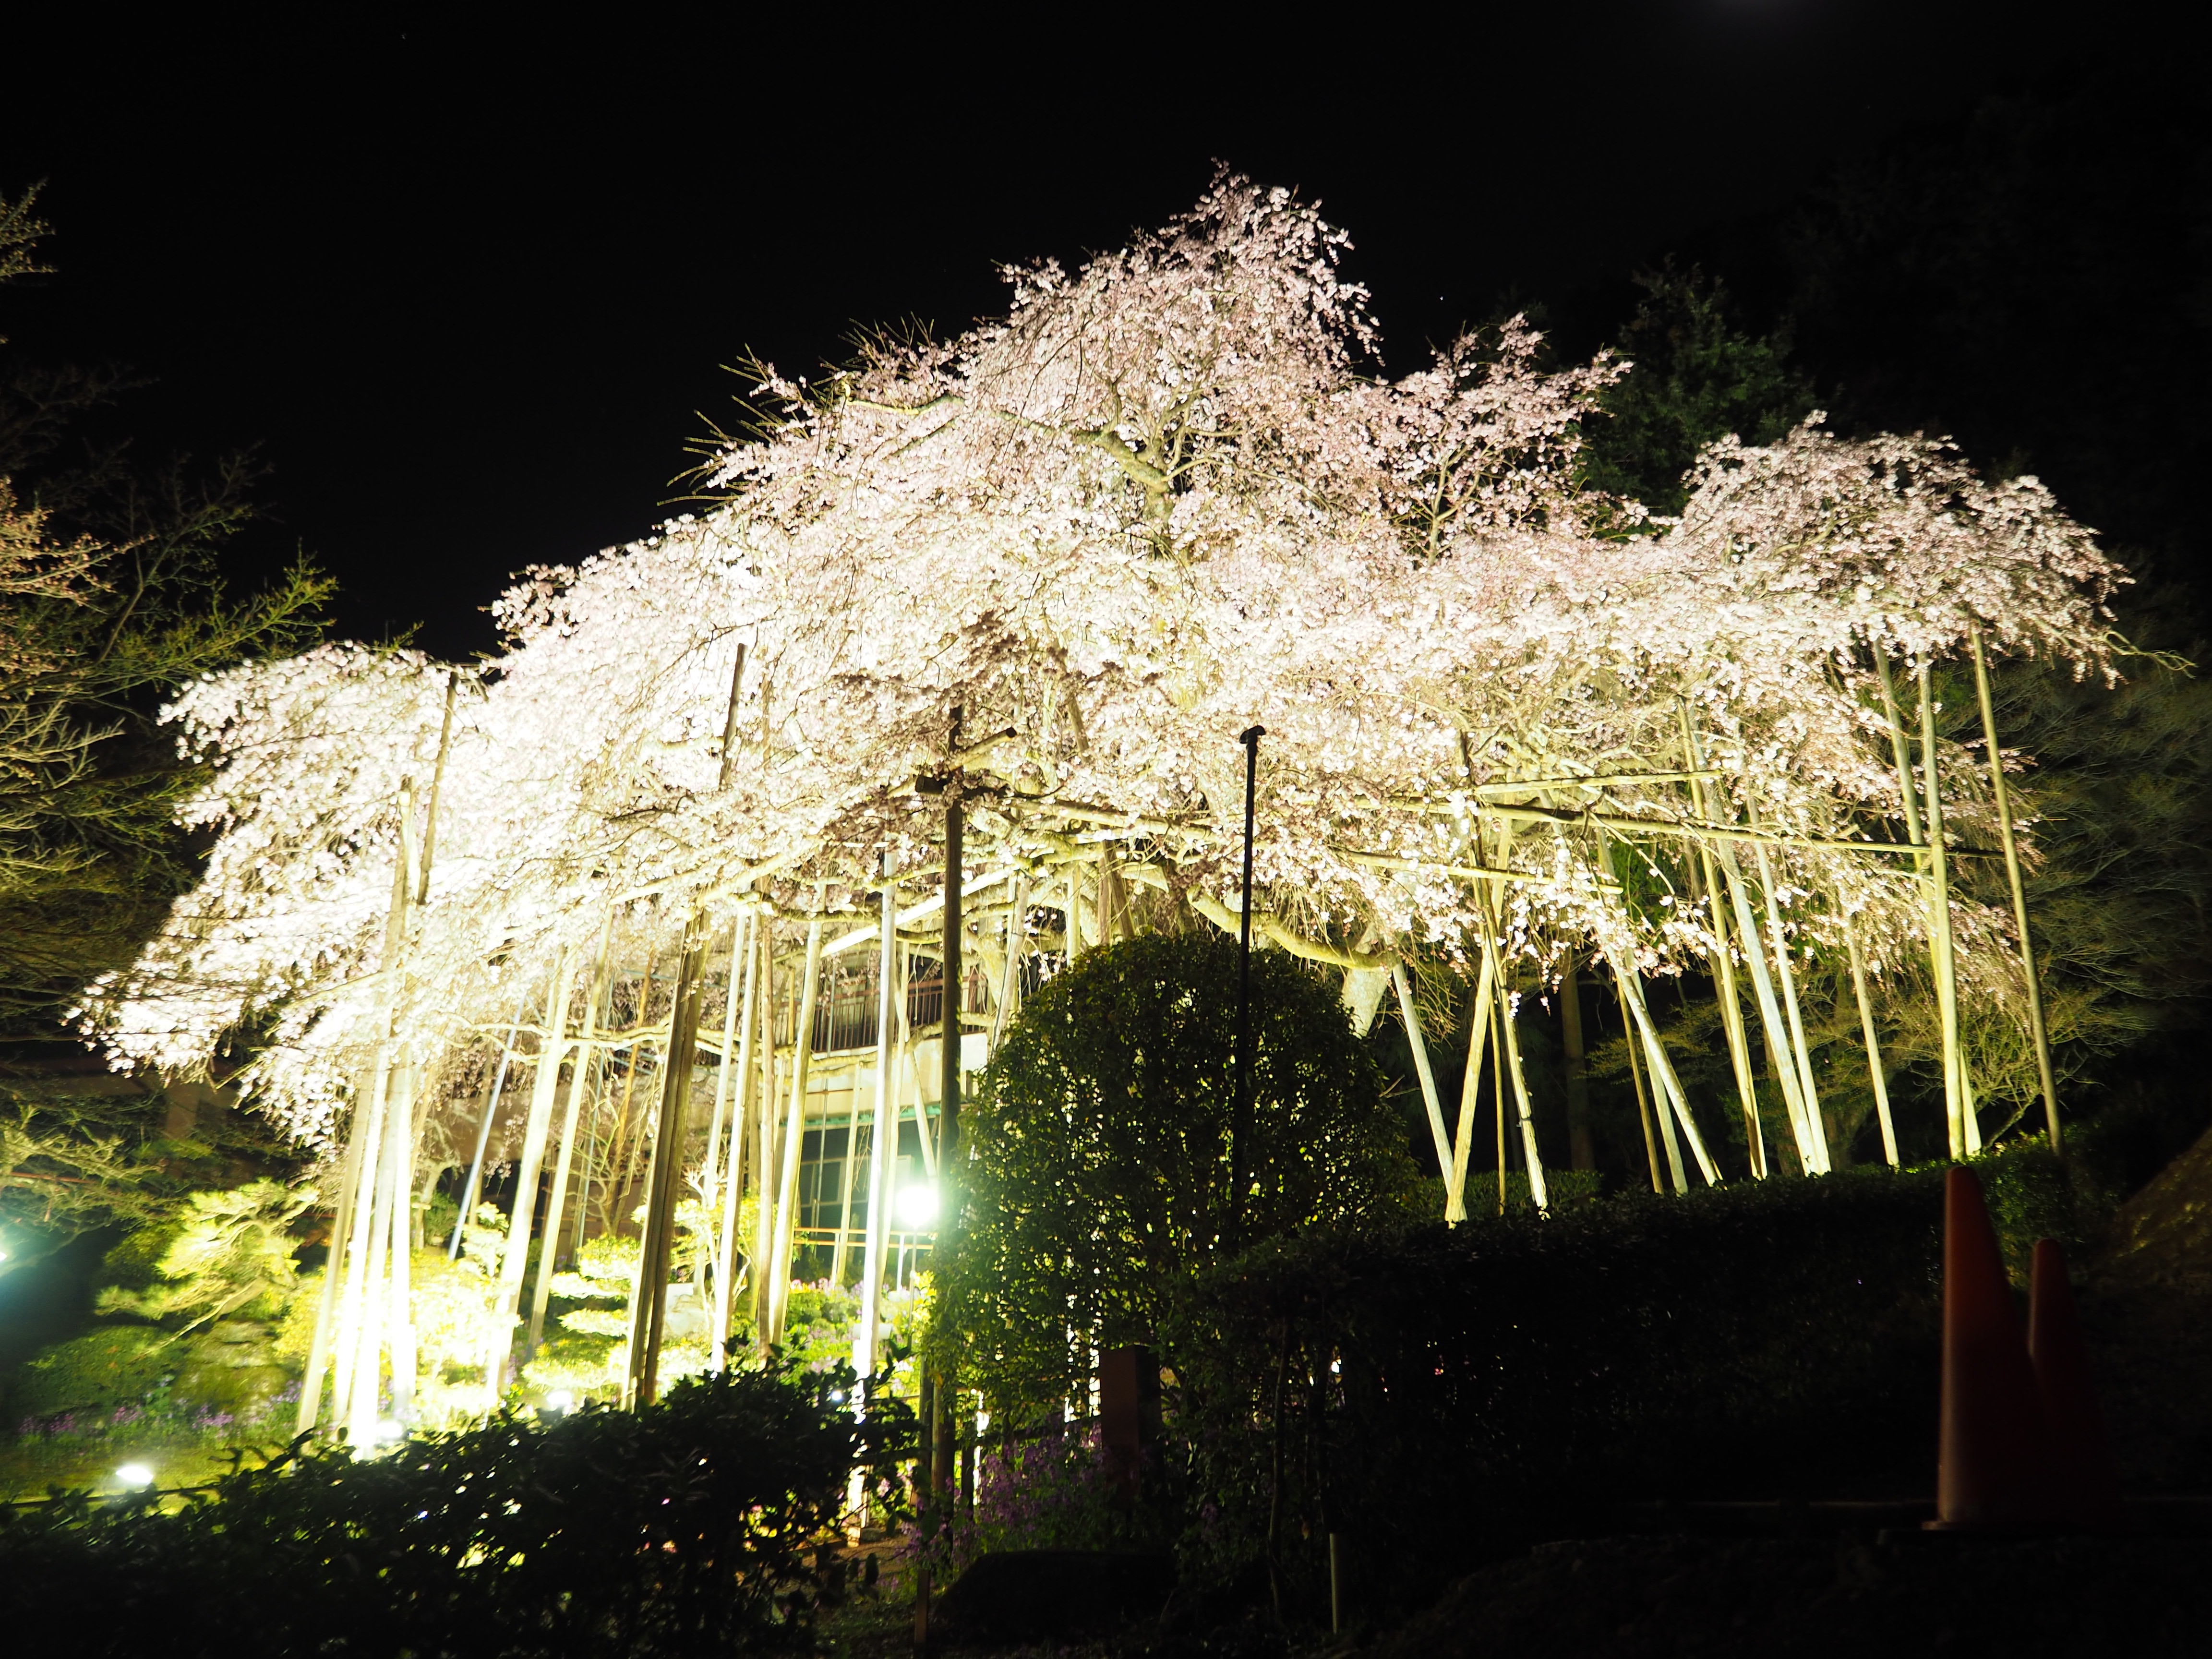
top-left (1163, 1168), bottom-right (1963, 1613)
top-left (0, 1361), bottom-right (908, 1658)
top-left (932, 932), bottom-right (1419, 1417)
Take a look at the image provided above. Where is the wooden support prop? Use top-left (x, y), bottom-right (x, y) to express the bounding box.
top-left (629, 912), bottom-right (707, 1407)
top-left (1393, 962), bottom-right (1454, 1186)
top-left (1972, 626), bottom-right (2061, 1158)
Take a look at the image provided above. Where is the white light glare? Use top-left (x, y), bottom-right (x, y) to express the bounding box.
top-left (116, 1462), bottom-right (155, 1491)
top-left (894, 1184), bottom-right (940, 1227)
top-left (373, 1419), bottom-right (405, 1443)
top-left (544, 1390), bottom-right (574, 1412)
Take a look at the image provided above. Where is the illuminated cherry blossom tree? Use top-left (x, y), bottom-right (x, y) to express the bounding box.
top-left (80, 177), bottom-right (2122, 1430)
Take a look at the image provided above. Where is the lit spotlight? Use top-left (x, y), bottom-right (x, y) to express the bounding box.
top-left (373, 1419), bottom-right (405, 1444)
top-left (544, 1390), bottom-right (574, 1413)
top-left (116, 1462), bottom-right (155, 1491)
top-left (895, 1183), bottom-right (939, 1227)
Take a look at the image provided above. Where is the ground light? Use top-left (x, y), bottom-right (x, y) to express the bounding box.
top-left (895, 1183), bottom-right (939, 1228)
top-left (543, 1390), bottom-right (574, 1415)
top-left (115, 1463), bottom-right (154, 1491)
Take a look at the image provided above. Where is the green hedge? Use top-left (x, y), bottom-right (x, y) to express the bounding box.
top-left (0, 1362), bottom-right (907, 1659)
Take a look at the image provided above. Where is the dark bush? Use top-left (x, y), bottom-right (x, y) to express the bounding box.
top-left (0, 1361), bottom-right (908, 1658)
top-left (936, 931), bottom-right (1419, 1416)
top-left (1163, 1166), bottom-right (1957, 1613)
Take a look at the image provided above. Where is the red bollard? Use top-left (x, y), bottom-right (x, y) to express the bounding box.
top-left (2028, 1238), bottom-right (2128, 1531)
top-left (1930, 1167), bottom-right (2061, 1529)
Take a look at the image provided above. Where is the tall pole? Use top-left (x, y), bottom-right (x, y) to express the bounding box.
top-left (530, 918), bottom-right (613, 1353)
top-left (854, 854), bottom-right (901, 1382)
top-left (1920, 663), bottom-right (1976, 1156)
top-left (482, 949), bottom-right (575, 1399)
top-left (710, 914), bottom-right (758, 1367)
top-left (1233, 725), bottom-right (1264, 1236)
top-left (1971, 626), bottom-right (2061, 1159)
top-left (629, 913), bottom-right (707, 1407)
top-left (767, 916), bottom-right (823, 1346)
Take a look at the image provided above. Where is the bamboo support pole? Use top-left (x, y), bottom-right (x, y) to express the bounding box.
top-left (1615, 966), bottom-right (1683, 1191)
top-left (900, 947), bottom-right (936, 1186)
top-left (830, 1086), bottom-right (863, 1286)
top-left (298, 1073), bottom-right (370, 1433)
top-left (699, 920), bottom-right (745, 1299)
top-left (1444, 945), bottom-right (1497, 1224)
top-left (1751, 832), bottom-right (1831, 1173)
top-left (448, 1006), bottom-right (524, 1258)
top-left (990, 872), bottom-right (1026, 1052)
top-left (1879, 652), bottom-right (1962, 1157)
top-left (767, 916), bottom-right (824, 1347)
top-left (1972, 626), bottom-right (2061, 1157)
top-left (416, 669), bottom-right (460, 905)
top-left (854, 858), bottom-right (901, 1381)
top-left (1713, 841), bottom-right (1818, 1173)
top-left (1491, 995), bottom-right (1508, 1215)
top-left (1678, 710), bottom-right (1766, 1177)
top-left (711, 915), bottom-right (758, 1367)
top-left (331, 786), bottom-right (416, 1437)
top-left (1474, 817), bottom-right (1547, 1213)
top-left (386, 1055), bottom-right (420, 1421)
top-left (941, 787), bottom-right (966, 1209)
top-left (1617, 972), bottom-right (1666, 1194)
top-left (1845, 914), bottom-right (1899, 1166)
top-left (1617, 967), bottom-right (1719, 1185)
top-left (484, 949), bottom-right (575, 1398)
top-left (1484, 916), bottom-right (1549, 1213)
top-left (344, 1065), bottom-right (402, 1443)
top-left (1919, 664), bottom-right (1978, 1156)
top-left (1561, 958), bottom-right (1593, 1171)
top-left (749, 930), bottom-right (780, 1338)
top-left (1392, 962), bottom-right (1455, 1184)
top-left (529, 928), bottom-right (611, 1355)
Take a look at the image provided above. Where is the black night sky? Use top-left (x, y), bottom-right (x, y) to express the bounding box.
top-left (0, 3), bottom-right (2189, 656)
